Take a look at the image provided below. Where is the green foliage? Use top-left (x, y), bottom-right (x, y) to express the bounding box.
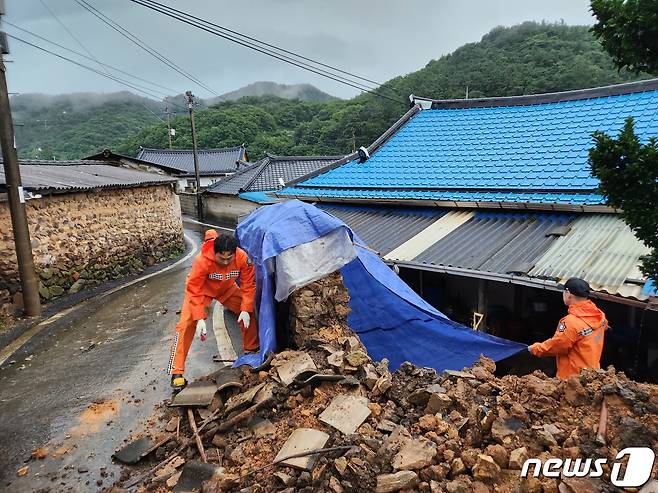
top-left (14, 22), bottom-right (648, 162)
top-left (589, 119), bottom-right (658, 279)
top-left (117, 22), bottom-right (645, 160)
top-left (590, 1), bottom-right (658, 281)
top-left (13, 93), bottom-right (165, 160)
top-left (591, 0), bottom-right (658, 75)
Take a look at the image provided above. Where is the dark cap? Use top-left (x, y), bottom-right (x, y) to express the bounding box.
top-left (561, 277), bottom-right (590, 298)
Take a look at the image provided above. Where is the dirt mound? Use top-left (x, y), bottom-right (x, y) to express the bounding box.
top-left (109, 273), bottom-right (658, 493)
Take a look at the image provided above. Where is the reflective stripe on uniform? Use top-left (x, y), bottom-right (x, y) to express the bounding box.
top-left (167, 332), bottom-right (179, 374)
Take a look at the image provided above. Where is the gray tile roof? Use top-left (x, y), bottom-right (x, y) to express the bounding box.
top-left (137, 146), bottom-right (247, 176)
top-left (0, 160), bottom-right (177, 193)
top-left (207, 154), bottom-right (342, 195)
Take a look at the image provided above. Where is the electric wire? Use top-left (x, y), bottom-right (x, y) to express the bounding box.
top-left (140, 0), bottom-right (385, 88)
top-left (7, 33), bottom-right (187, 113)
top-left (128, 0), bottom-right (403, 103)
top-left (5, 21), bottom-right (180, 96)
top-left (73, 0), bottom-right (219, 97)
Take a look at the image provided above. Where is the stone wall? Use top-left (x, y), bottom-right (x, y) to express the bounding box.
top-left (288, 272), bottom-right (354, 348)
top-left (0, 185), bottom-right (184, 315)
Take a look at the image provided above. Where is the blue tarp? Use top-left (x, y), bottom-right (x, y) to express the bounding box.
top-left (235, 200), bottom-right (526, 371)
top-left (642, 279), bottom-right (657, 297)
top-left (238, 191), bottom-right (278, 204)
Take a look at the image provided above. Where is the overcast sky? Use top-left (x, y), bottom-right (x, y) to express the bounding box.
top-left (4, 0), bottom-right (596, 100)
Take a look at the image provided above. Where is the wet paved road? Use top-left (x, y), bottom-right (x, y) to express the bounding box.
top-left (0, 221), bottom-right (235, 492)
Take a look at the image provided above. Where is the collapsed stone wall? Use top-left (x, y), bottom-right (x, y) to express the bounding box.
top-left (112, 272), bottom-right (658, 493)
top-left (0, 185), bottom-right (184, 316)
top-left (288, 272), bottom-right (354, 348)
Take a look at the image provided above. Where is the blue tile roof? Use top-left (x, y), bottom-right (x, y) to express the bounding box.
top-left (282, 81), bottom-right (658, 206)
top-left (280, 186), bottom-right (605, 205)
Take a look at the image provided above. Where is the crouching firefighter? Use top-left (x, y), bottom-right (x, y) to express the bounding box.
top-left (168, 231), bottom-right (259, 392)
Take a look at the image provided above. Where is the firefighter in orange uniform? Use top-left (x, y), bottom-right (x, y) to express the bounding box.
top-left (168, 231), bottom-right (258, 392)
top-left (529, 277), bottom-right (608, 380)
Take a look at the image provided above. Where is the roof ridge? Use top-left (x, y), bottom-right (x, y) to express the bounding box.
top-left (240, 156), bottom-right (273, 192)
top-left (414, 78), bottom-right (658, 110)
top-left (269, 155), bottom-right (345, 162)
top-left (205, 159), bottom-right (267, 194)
top-left (284, 105), bottom-right (421, 189)
top-left (140, 146), bottom-right (244, 154)
top-left (10, 159), bottom-right (107, 166)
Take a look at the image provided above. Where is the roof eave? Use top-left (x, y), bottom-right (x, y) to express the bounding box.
top-left (273, 193), bottom-right (615, 213)
top-left (387, 259), bottom-right (656, 310)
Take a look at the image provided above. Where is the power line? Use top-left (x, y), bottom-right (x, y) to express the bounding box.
top-left (4, 21), bottom-right (180, 95)
top-left (73, 0), bottom-right (219, 97)
top-left (22, 3), bottom-right (170, 124)
top-left (132, 0), bottom-right (397, 101)
top-left (38, 0), bottom-right (109, 76)
top-left (128, 0), bottom-right (403, 103)
top-left (141, 0), bottom-right (385, 88)
top-left (6, 33), bottom-right (187, 112)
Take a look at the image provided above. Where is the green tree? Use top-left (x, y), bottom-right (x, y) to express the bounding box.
top-left (590, 120), bottom-right (658, 279)
top-left (591, 0), bottom-right (658, 74)
top-left (589, 0), bottom-right (658, 280)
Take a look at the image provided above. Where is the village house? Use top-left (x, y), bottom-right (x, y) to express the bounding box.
top-left (136, 146), bottom-right (249, 190)
top-left (203, 153), bottom-right (343, 225)
top-left (0, 159), bottom-right (184, 318)
top-left (277, 79), bottom-right (658, 381)
top-left (87, 146), bottom-right (249, 216)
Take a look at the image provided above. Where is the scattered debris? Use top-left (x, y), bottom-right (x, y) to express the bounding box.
top-left (275, 351), bottom-right (317, 386)
top-left (108, 272), bottom-right (658, 493)
top-left (274, 428), bottom-right (330, 470)
top-left (30, 447), bottom-right (48, 460)
top-left (113, 436), bottom-right (169, 464)
top-left (173, 460), bottom-right (227, 492)
top-left (170, 381), bottom-right (218, 407)
top-left (319, 394), bottom-right (371, 434)
top-left (16, 466), bottom-right (28, 477)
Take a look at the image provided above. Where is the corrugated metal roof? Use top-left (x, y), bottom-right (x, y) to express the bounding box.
top-left (413, 212), bottom-right (574, 275)
top-left (281, 80), bottom-right (658, 207)
top-left (0, 162), bottom-right (177, 192)
top-left (137, 146), bottom-right (246, 176)
top-left (385, 211), bottom-right (474, 261)
top-left (529, 214), bottom-right (650, 294)
top-left (207, 155), bottom-right (341, 195)
top-left (318, 204), bottom-right (446, 256)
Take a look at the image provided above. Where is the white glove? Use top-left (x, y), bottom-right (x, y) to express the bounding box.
top-left (237, 311), bottom-right (250, 329)
top-left (196, 319), bottom-right (207, 342)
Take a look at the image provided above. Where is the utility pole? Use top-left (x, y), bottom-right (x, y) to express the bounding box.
top-left (185, 91), bottom-right (202, 220)
top-left (165, 105), bottom-right (173, 149)
top-left (0, 7), bottom-right (41, 317)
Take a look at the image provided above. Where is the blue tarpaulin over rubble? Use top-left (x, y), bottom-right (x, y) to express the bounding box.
top-left (235, 200), bottom-right (526, 370)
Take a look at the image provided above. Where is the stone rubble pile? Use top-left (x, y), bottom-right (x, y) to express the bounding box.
top-left (109, 273), bottom-right (658, 493)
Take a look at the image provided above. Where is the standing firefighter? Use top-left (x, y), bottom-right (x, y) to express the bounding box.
top-left (168, 231), bottom-right (259, 392)
top-left (529, 277), bottom-right (608, 380)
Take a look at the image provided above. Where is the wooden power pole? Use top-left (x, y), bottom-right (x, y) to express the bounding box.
top-left (0, 8), bottom-right (41, 317)
top-left (165, 105), bottom-right (173, 149)
top-left (185, 91), bottom-right (202, 220)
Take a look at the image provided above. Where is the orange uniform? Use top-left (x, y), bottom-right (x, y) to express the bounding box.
top-left (168, 240), bottom-right (258, 375)
top-left (530, 299), bottom-right (607, 380)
